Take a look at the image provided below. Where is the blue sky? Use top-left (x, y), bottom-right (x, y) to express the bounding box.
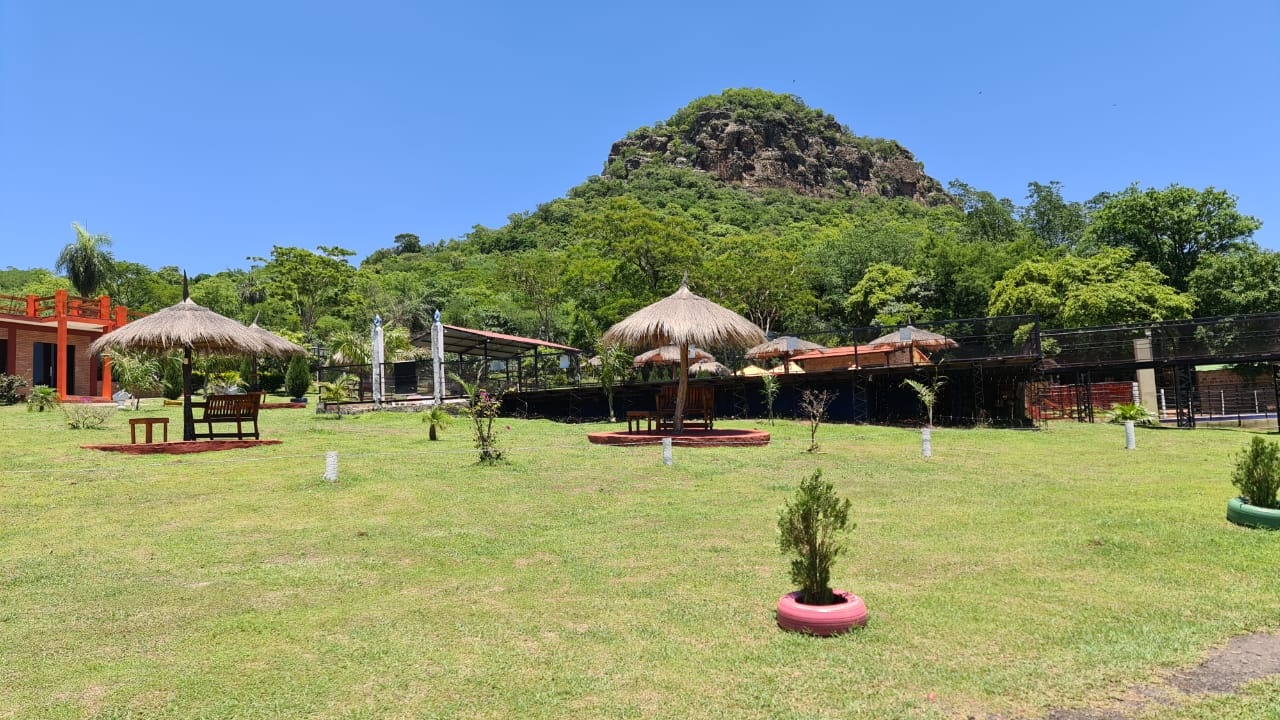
top-left (2, 1), bottom-right (1276, 276)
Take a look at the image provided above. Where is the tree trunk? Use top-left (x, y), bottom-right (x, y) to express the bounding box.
top-left (429, 424), bottom-right (438, 441)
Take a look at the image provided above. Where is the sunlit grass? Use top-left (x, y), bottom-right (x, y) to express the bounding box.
top-left (1, 400), bottom-right (1278, 718)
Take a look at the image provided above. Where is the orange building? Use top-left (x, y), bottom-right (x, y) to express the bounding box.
top-left (789, 343), bottom-right (931, 373)
top-left (0, 290), bottom-right (137, 400)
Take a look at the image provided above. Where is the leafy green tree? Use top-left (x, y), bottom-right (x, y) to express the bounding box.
top-left (1085, 184), bottom-right (1262, 291)
top-left (948, 181), bottom-right (1028, 245)
top-left (262, 246), bottom-right (357, 336)
top-left (1020, 181), bottom-right (1089, 249)
top-left (702, 234), bottom-right (817, 335)
top-left (393, 233), bottom-right (422, 255)
top-left (988, 248), bottom-right (1194, 328)
top-left (1187, 244), bottom-right (1280, 316)
top-left (501, 249), bottom-right (567, 340)
top-left (844, 263), bottom-right (934, 327)
top-left (56, 222), bottom-right (115, 297)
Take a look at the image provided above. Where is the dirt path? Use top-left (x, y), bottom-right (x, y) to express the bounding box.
top-left (1027, 632), bottom-right (1280, 720)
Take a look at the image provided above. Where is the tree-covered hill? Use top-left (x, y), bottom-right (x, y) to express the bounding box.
top-left (4, 90), bottom-right (1267, 357)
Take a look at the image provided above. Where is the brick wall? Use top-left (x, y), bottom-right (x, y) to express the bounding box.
top-left (7, 325), bottom-right (102, 396)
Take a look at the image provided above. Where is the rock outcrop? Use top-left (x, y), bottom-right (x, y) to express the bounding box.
top-left (605, 102), bottom-right (949, 205)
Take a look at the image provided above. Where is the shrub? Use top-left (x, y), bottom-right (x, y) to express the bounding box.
top-left (161, 359), bottom-right (183, 400)
top-left (1231, 436), bottom-right (1280, 509)
top-left (778, 469), bottom-right (853, 606)
top-left (204, 371), bottom-right (243, 395)
top-left (63, 403), bottom-right (115, 429)
top-left (285, 355), bottom-right (311, 399)
top-left (0, 373), bottom-right (28, 405)
top-left (258, 369), bottom-right (285, 394)
top-left (27, 385), bottom-right (59, 412)
top-left (1104, 402), bottom-right (1155, 426)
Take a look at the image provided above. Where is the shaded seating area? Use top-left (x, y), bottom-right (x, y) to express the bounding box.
top-left (193, 392), bottom-right (263, 440)
top-left (655, 384), bottom-right (715, 430)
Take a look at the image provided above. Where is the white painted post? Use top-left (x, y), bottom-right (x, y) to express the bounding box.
top-left (921, 428), bottom-right (932, 458)
top-left (324, 451), bottom-right (338, 481)
top-left (1255, 390), bottom-right (1260, 414)
top-left (1221, 390), bottom-right (1226, 416)
top-left (1160, 389), bottom-right (1166, 414)
top-left (662, 438), bottom-right (673, 466)
top-left (1124, 420), bottom-right (1136, 450)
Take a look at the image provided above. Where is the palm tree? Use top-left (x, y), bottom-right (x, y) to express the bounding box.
top-left (56, 222), bottom-right (116, 297)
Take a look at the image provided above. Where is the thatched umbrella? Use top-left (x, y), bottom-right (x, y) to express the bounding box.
top-left (746, 336), bottom-right (825, 361)
top-left (602, 277), bottom-right (765, 431)
top-left (633, 345), bottom-right (715, 368)
top-left (90, 290), bottom-right (305, 441)
top-left (688, 360), bottom-right (731, 377)
top-left (867, 325), bottom-right (958, 351)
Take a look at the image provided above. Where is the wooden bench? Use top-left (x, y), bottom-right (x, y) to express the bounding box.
top-left (129, 417), bottom-right (169, 444)
top-left (193, 392), bottom-right (263, 440)
top-left (655, 385), bottom-right (715, 430)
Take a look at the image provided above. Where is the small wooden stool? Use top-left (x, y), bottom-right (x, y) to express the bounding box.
top-left (625, 410), bottom-right (654, 432)
top-left (129, 417), bottom-right (169, 444)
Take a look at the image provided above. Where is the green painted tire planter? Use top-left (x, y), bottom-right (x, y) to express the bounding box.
top-left (1226, 497), bottom-right (1280, 530)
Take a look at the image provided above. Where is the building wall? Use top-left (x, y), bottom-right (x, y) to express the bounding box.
top-left (4, 323), bottom-right (101, 396)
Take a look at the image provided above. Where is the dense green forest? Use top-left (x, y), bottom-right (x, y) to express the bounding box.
top-left (2, 90), bottom-right (1269, 354)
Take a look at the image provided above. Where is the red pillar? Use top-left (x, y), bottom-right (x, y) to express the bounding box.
top-left (55, 290), bottom-right (69, 399)
top-left (99, 296), bottom-right (114, 400)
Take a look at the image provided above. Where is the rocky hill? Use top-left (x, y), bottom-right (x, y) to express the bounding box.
top-left (604, 89), bottom-right (950, 205)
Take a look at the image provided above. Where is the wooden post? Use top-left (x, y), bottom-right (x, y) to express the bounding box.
top-left (675, 344), bottom-right (689, 432)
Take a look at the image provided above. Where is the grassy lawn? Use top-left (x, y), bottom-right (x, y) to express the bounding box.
top-left (2, 400), bottom-right (1279, 719)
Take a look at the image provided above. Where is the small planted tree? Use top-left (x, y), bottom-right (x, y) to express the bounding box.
top-left (285, 354), bottom-right (311, 400)
top-left (594, 340), bottom-right (631, 423)
top-left (454, 374), bottom-right (504, 463)
top-left (318, 373), bottom-right (358, 418)
top-left (778, 469), bottom-right (853, 606)
top-left (798, 388), bottom-right (836, 453)
top-left (903, 375), bottom-right (946, 458)
top-left (1104, 402), bottom-right (1156, 426)
top-left (109, 351), bottom-right (160, 409)
top-left (902, 376), bottom-right (946, 428)
top-left (760, 374), bottom-right (780, 425)
top-left (423, 404), bottom-right (452, 441)
top-left (1232, 436), bottom-right (1280, 510)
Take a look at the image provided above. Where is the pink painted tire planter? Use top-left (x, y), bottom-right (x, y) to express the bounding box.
top-left (776, 589), bottom-right (868, 636)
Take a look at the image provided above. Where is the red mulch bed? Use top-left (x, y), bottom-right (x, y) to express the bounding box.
top-left (587, 428), bottom-right (770, 447)
top-left (82, 440), bottom-right (282, 455)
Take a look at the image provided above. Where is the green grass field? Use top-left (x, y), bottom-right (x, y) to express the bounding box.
top-left (2, 401), bottom-right (1279, 719)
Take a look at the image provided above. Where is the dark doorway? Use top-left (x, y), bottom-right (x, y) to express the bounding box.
top-left (33, 342), bottom-right (75, 392)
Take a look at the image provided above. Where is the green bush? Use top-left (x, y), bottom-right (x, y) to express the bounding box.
top-left (27, 385), bottom-right (59, 412)
top-left (258, 369), bottom-right (285, 394)
top-left (0, 373), bottom-right (28, 405)
top-left (1231, 436), bottom-right (1280, 509)
top-left (162, 359), bottom-right (183, 400)
top-left (285, 355), bottom-right (311, 399)
top-left (778, 469), bottom-right (853, 605)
